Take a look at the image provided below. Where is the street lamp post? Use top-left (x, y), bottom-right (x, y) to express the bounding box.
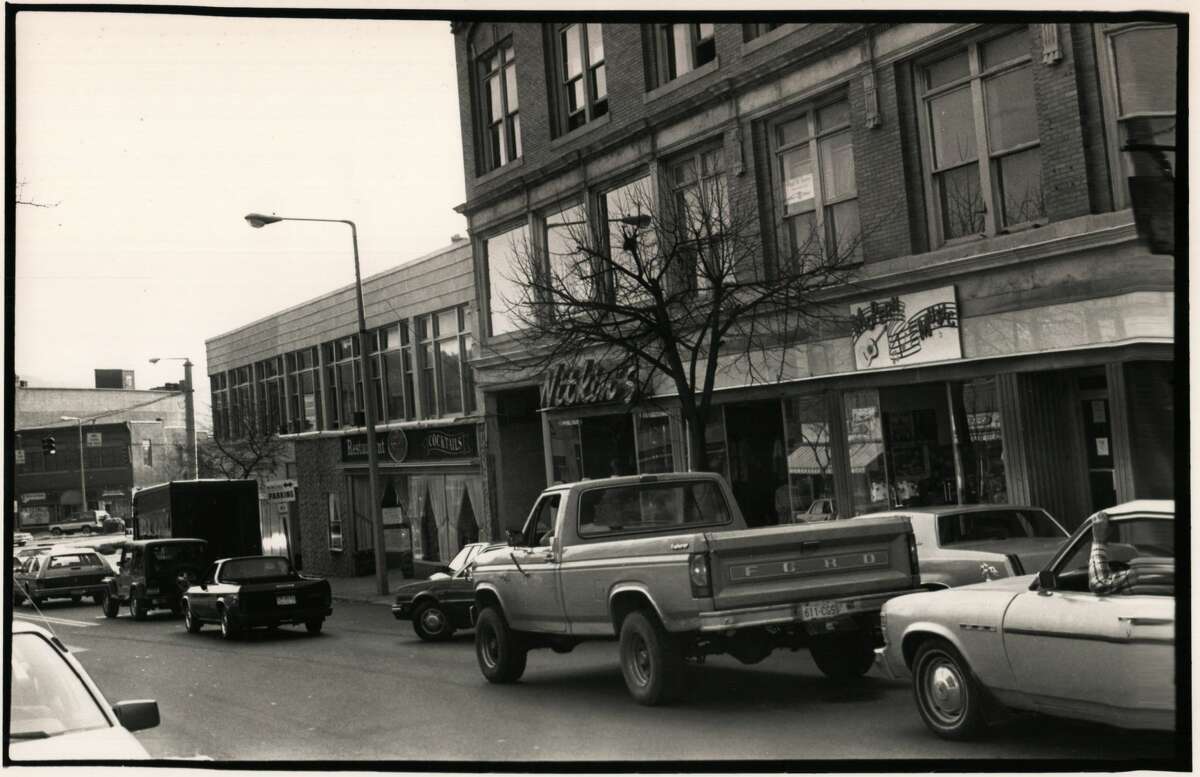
top-left (244, 212), bottom-right (389, 596)
top-left (149, 356), bottom-right (197, 479)
top-left (60, 416), bottom-right (88, 520)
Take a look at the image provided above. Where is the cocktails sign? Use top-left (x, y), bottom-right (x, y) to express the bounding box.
top-left (850, 286), bottom-right (961, 370)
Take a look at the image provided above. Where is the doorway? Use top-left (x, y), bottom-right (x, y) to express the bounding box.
top-left (724, 400), bottom-right (788, 527)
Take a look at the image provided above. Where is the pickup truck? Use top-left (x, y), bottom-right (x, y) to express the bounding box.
top-left (470, 472), bottom-right (921, 705)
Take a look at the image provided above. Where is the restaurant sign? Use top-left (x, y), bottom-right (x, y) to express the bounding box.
top-left (540, 359), bottom-right (639, 409)
top-left (341, 425), bottom-right (477, 464)
top-left (850, 286), bottom-right (961, 370)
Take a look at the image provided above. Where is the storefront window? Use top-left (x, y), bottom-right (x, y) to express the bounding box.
top-left (548, 417), bottom-right (584, 483)
top-left (686, 409), bottom-right (728, 479)
top-left (950, 377), bottom-right (1008, 503)
top-left (580, 414), bottom-right (636, 477)
top-left (844, 389), bottom-right (889, 514)
top-left (783, 395), bottom-right (837, 522)
top-left (636, 413), bottom-right (673, 473)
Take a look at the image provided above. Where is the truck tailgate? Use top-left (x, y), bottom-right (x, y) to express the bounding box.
top-left (706, 517), bottom-right (914, 611)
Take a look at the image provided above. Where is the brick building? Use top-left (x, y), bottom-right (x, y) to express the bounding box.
top-left (204, 239), bottom-right (486, 578)
top-left (452, 19), bottom-right (1177, 533)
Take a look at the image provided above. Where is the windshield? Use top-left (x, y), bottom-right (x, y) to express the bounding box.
top-left (937, 509), bottom-right (1065, 547)
top-left (46, 554), bottom-right (103, 570)
top-left (447, 545), bottom-right (477, 575)
top-left (579, 480), bottom-right (733, 537)
top-left (149, 543), bottom-right (207, 566)
top-left (219, 557), bottom-right (293, 582)
top-left (10, 633), bottom-right (109, 740)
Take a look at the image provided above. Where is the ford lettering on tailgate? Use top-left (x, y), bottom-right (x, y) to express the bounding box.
top-left (728, 551), bottom-right (889, 582)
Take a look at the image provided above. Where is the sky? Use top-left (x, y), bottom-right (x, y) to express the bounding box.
top-left (14, 10), bottom-right (468, 429)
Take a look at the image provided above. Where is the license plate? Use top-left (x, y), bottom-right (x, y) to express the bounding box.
top-left (276, 595), bottom-right (297, 606)
top-left (70, 589), bottom-right (85, 596)
top-left (800, 600), bottom-right (849, 621)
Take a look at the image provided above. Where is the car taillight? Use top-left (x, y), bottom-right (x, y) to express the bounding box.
top-left (688, 552), bottom-right (711, 598)
top-left (1005, 554), bottom-right (1025, 576)
top-left (907, 533), bottom-right (920, 578)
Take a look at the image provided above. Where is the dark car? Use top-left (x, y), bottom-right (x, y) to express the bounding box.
top-left (13, 548), bottom-right (109, 607)
top-left (181, 555), bottom-right (331, 639)
top-left (101, 539), bottom-right (209, 620)
top-left (392, 542), bottom-right (488, 641)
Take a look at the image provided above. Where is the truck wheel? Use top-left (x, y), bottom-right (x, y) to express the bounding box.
top-left (809, 632), bottom-right (875, 680)
top-left (101, 592), bottom-right (120, 618)
top-left (70, 595), bottom-right (82, 605)
top-left (130, 597), bottom-right (149, 621)
top-left (618, 610), bottom-right (684, 706)
top-left (305, 619), bottom-right (324, 635)
top-left (912, 638), bottom-right (989, 740)
top-left (183, 602), bottom-right (203, 633)
top-left (219, 608), bottom-right (241, 640)
top-left (413, 602), bottom-right (454, 642)
top-left (50, 527), bottom-right (62, 536)
top-left (91, 594), bottom-right (104, 606)
top-left (475, 606), bottom-right (527, 683)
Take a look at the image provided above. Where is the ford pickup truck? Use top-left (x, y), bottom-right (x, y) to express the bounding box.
top-left (470, 472), bottom-right (921, 705)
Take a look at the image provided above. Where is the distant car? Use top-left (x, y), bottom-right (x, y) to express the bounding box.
top-left (9, 620), bottom-right (159, 760)
top-left (102, 539), bottom-right (209, 620)
top-left (861, 505), bottom-right (1068, 588)
top-left (13, 548), bottom-right (110, 607)
top-left (876, 500), bottom-right (1175, 739)
top-left (47, 518), bottom-right (98, 536)
top-left (14, 530), bottom-right (34, 547)
top-left (99, 516), bottom-right (126, 535)
top-left (181, 555), bottom-right (332, 639)
top-left (392, 542), bottom-right (488, 641)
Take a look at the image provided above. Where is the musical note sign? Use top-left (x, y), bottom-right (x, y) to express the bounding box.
top-left (850, 286), bottom-right (962, 370)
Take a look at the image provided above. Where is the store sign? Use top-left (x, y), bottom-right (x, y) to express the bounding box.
top-left (540, 359), bottom-right (638, 409)
top-left (850, 286), bottom-right (961, 370)
top-left (341, 425), bottom-right (478, 464)
top-left (86, 432), bottom-right (103, 448)
top-left (101, 489), bottom-right (125, 497)
top-left (264, 480), bottom-right (297, 502)
top-left (14, 449), bottom-right (25, 464)
top-left (21, 492), bottom-right (47, 504)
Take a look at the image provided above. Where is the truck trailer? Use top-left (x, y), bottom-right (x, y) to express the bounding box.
top-left (132, 480), bottom-right (263, 560)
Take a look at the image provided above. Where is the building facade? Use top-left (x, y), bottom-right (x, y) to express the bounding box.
top-left (204, 239), bottom-right (487, 578)
top-left (13, 385), bottom-right (191, 528)
top-left (452, 20), bottom-right (1177, 533)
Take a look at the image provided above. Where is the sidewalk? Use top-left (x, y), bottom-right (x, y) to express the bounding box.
top-left (326, 570), bottom-right (411, 606)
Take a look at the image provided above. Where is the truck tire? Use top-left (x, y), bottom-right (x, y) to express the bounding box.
top-left (101, 592), bottom-right (120, 618)
top-left (413, 602), bottom-right (455, 642)
top-left (130, 597), bottom-right (149, 621)
top-left (305, 618), bottom-right (324, 635)
top-left (475, 606), bottom-right (527, 683)
top-left (618, 610), bottom-right (684, 706)
top-left (912, 638), bottom-right (989, 740)
top-left (809, 631), bottom-right (875, 680)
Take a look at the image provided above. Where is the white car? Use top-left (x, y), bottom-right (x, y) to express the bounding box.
top-left (14, 531), bottom-right (34, 547)
top-left (9, 620), bottom-right (160, 760)
top-left (875, 500), bottom-right (1174, 739)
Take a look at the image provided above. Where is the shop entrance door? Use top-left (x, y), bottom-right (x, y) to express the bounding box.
top-left (725, 401), bottom-right (788, 527)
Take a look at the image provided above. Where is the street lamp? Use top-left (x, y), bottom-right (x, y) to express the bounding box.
top-left (244, 212), bottom-right (388, 596)
top-left (59, 416), bottom-right (89, 520)
top-left (149, 356), bottom-right (198, 480)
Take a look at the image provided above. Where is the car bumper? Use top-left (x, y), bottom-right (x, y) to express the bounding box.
top-left (33, 583), bottom-right (107, 599)
top-left (696, 589), bottom-right (917, 634)
top-left (392, 602), bottom-right (414, 620)
top-left (231, 605), bottom-right (332, 627)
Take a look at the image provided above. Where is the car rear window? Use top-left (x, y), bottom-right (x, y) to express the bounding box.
top-left (150, 543), bottom-right (206, 564)
top-left (46, 554), bottom-right (102, 569)
top-left (937, 509), bottom-right (1065, 547)
top-left (220, 557), bottom-right (292, 582)
top-left (578, 480), bottom-right (732, 538)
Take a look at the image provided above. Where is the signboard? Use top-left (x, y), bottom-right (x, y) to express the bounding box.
top-left (86, 432), bottom-right (103, 448)
top-left (850, 286), bottom-right (961, 370)
top-left (102, 489), bottom-right (125, 497)
top-left (264, 480), bottom-right (297, 502)
top-left (341, 425), bottom-right (478, 464)
top-left (14, 449), bottom-right (25, 464)
top-left (21, 492), bottom-right (47, 504)
top-left (540, 359), bottom-right (639, 409)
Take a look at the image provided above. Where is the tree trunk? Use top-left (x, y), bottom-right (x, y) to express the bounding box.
top-left (685, 407), bottom-right (711, 473)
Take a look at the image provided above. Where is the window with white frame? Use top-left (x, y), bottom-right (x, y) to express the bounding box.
top-left (668, 145), bottom-right (728, 291)
top-left (478, 38), bottom-right (521, 172)
top-left (545, 203), bottom-right (592, 311)
top-left (484, 224), bottom-right (531, 336)
top-left (918, 27), bottom-right (1044, 244)
top-left (650, 23), bottom-right (716, 87)
top-left (286, 346), bottom-right (320, 432)
top-left (378, 323), bottom-right (415, 421)
top-left (771, 97), bottom-right (861, 268)
top-left (1097, 24), bottom-right (1177, 207)
top-left (552, 23), bottom-right (607, 134)
top-left (601, 176), bottom-right (656, 304)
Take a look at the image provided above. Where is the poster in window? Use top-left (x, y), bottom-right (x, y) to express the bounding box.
top-left (785, 173), bottom-right (814, 205)
top-left (1096, 437), bottom-right (1109, 457)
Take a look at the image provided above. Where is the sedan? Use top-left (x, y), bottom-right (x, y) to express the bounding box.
top-left (392, 542), bottom-right (488, 641)
top-left (14, 548), bottom-right (110, 607)
top-left (862, 505), bottom-right (1068, 588)
top-left (9, 620), bottom-right (160, 760)
top-left (876, 500), bottom-right (1175, 739)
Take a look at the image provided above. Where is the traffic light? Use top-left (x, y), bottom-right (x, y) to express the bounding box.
top-left (42, 436), bottom-right (56, 456)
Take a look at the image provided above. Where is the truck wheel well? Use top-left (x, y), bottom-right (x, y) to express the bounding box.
top-left (609, 591), bottom-right (657, 633)
top-left (474, 589), bottom-right (502, 615)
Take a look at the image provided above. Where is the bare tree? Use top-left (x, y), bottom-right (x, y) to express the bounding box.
top-left (197, 405), bottom-right (285, 481)
top-left (488, 169), bottom-right (864, 471)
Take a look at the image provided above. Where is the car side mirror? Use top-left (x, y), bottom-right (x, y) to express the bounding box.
top-left (112, 699), bottom-right (160, 732)
top-left (199, 581), bottom-right (208, 591)
top-left (506, 529), bottom-right (525, 547)
top-left (1036, 569), bottom-right (1057, 594)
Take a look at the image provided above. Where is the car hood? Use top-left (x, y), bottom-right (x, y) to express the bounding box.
top-left (393, 578), bottom-right (442, 601)
top-left (8, 726), bottom-right (150, 761)
top-left (943, 537), bottom-right (1064, 571)
top-left (954, 572), bottom-right (1039, 593)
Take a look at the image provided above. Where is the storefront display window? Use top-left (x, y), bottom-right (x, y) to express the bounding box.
top-left (636, 413), bottom-right (673, 473)
top-left (951, 377), bottom-right (1008, 503)
top-left (783, 395), bottom-right (837, 521)
top-left (548, 417), bottom-right (584, 483)
top-left (581, 414), bottom-right (636, 477)
top-left (844, 389), bottom-right (889, 514)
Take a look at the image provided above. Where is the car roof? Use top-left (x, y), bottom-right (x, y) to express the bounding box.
top-left (1105, 499), bottom-right (1173, 517)
top-left (550, 472), bottom-right (725, 492)
top-left (865, 504), bottom-right (1048, 518)
top-left (126, 538), bottom-right (207, 546)
top-left (215, 555), bottom-right (288, 564)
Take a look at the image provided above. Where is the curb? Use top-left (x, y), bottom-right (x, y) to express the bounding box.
top-left (330, 593), bottom-right (395, 606)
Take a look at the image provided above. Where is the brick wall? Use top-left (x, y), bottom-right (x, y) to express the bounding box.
top-left (1069, 22), bottom-right (1116, 214)
top-left (294, 437), bottom-right (356, 578)
top-left (1030, 23), bottom-right (1092, 223)
top-left (850, 62), bottom-right (914, 262)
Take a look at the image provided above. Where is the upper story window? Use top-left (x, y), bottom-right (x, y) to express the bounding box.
top-left (650, 23), bottom-right (715, 87)
top-left (771, 97), bottom-right (861, 268)
top-left (743, 23), bottom-right (781, 42)
top-left (286, 346), bottom-right (320, 433)
top-left (323, 335), bottom-right (362, 428)
top-left (484, 224), bottom-right (530, 336)
top-left (601, 176), bottom-right (657, 304)
top-left (668, 145), bottom-right (728, 291)
top-left (552, 23), bottom-right (607, 134)
top-left (417, 306), bottom-right (476, 417)
top-left (210, 372), bottom-right (229, 441)
top-left (230, 366), bottom-right (252, 436)
top-left (1097, 24), bottom-right (1177, 208)
top-left (377, 323), bottom-right (416, 421)
top-left (918, 27), bottom-right (1044, 245)
top-left (255, 356), bottom-right (286, 435)
top-left (478, 39), bottom-right (521, 173)
top-left (544, 203), bottom-right (593, 312)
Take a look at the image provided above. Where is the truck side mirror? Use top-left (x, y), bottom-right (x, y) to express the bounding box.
top-left (1036, 569), bottom-right (1057, 594)
top-left (506, 529), bottom-right (525, 547)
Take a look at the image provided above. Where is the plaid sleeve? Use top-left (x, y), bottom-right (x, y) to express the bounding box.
top-left (1089, 542), bottom-right (1136, 595)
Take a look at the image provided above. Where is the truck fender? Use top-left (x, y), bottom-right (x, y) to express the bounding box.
top-left (472, 583), bottom-right (508, 621)
top-left (607, 584), bottom-right (668, 633)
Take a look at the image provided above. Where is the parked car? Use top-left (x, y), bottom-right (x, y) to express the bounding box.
top-left (875, 500), bottom-right (1175, 739)
top-left (392, 541), bottom-right (489, 641)
top-left (860, 505), bottom-right (1068, 588)
top-left (471, 472), bottom-right (922, 705)
top-left (9, 620), bottom-right (159, 760)
top-left (13, 548), bottom-right (110, 607)
top-left (47, 516), bottom-right (100, 536)
top-left (101, 539), bottom-right (209, 620)
top-left (99, 515), bottom-right (126, 535)
top-left (181, 555), bottom-right (332, 639)
top-left (14, 530), bottom-right (34, 547)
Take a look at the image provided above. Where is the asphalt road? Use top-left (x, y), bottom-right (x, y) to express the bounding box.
top-left (10, 596), bottom-right (1181, 765)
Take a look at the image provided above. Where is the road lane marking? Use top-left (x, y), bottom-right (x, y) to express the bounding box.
top-left (15, 615), bottom-right (98, 628)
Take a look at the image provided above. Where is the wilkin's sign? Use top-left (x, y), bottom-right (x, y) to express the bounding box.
top-left (850, 286), bottom-right (961, 370)
top-left (540, 359), bottom-right (639, 409)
